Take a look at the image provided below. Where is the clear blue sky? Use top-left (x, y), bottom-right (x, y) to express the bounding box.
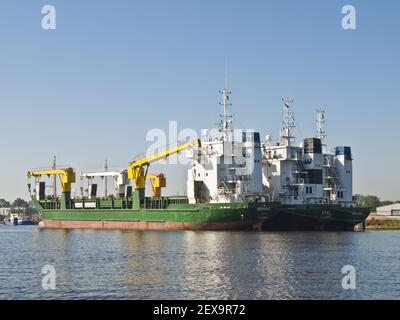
top-left (0, 0), bottom-right (399, 201)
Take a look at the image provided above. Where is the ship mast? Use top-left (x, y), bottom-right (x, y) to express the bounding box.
top-left (218, 88), bottom-right (233, 141)
top-left (316, 108), bottom-right (327, 153)
top-left (52, 155), bottom-right (57, 199)
top-left (104, 159), bottom-right (108, 198)
top-left (280, 98), bottom-right (295, 147)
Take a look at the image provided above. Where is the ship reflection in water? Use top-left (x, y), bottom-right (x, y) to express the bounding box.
top-left (0, 225), bottom-right (399, 300)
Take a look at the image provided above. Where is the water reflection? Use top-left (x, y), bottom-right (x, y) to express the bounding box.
top-left (1, 226), bottom-right (399, 300)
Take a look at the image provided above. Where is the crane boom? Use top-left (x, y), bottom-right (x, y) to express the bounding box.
top-left (128, 139), bottom-right (201, 189)
top-left (80, 170), bottom-right (167, 198)
top-left (27, 168), bottom-right (76, 193)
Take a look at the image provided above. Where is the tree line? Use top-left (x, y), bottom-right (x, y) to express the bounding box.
top-left (354, 195), bottom-right (400, 212)
top-left (0, 198), bottom-right (38, 215)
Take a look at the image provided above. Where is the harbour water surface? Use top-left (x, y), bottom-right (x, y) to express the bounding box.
top-left (0, 225), bottom-right (399, 300)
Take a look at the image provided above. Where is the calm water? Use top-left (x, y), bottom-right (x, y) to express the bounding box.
top-left (0, 225), bottom-right (399, 300)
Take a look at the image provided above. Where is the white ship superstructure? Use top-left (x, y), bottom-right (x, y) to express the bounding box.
top-left (322, 146), bottom-right (354, 206)
top-left (261, 101), bottom-right (354, 206)
top-left (316, 108), bottom-right (354, 206)
top-left (187, 89), bottom-right (266, 204)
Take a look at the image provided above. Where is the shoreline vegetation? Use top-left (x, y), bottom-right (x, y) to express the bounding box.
top-left (355, 194), bottom-right (400, 231)
top-left (365, 215), bottom-right (400, 230)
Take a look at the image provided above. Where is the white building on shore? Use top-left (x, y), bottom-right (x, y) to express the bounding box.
top-left (376, 204), bottom-right (400, 216)
top-left (0, 207), bottom-right (11, 216)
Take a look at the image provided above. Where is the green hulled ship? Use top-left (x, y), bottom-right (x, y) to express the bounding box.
top-left (28, 89), bottom-right (280, 231)
top-left (28, 138), bottom-right (279, 231)
top-left (32, 194), bottom-right (278, 231)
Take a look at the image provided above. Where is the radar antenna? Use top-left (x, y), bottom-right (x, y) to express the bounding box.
top-left (280, 98), bottom-right (295, 147)
top-left (316, 107), bottom-right (327, 153)
top-left (218, 88), bottom-right (233, 140)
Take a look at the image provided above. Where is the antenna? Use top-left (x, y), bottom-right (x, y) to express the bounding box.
top-left (217, 61), bottom-right (233, 141)
top-left (52, 155), bottom-right (57, 198)
top-left (104, 159), bottom-right (108, 198)
top-left (316, 108), bottom-right (327, 153)
top-left (218, 88), bottom-right (232, 140)
top-left (280, 98), bottom-right (295, 147)
top-left (225, 58), bottom-right (228, 90)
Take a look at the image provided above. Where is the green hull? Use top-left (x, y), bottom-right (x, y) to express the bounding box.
top-left (263, 204), bottom-right (371, 231)
top-left (33, 195), bottom-right (370, 231)
top-left (34, 196), bottom-right (279, 231)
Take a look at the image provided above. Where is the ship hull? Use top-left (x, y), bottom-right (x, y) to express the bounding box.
top-left (36, 201), bottom-right (279, 231)
top-left (39, 219), bottom-right (259, 231)
top-left (262, 204), bottom-right (370, 231)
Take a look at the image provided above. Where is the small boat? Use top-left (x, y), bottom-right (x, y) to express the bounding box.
top-left (3, 213), bottom-right (37, 226)
top-left (17, 219), bottom-right (37, 225)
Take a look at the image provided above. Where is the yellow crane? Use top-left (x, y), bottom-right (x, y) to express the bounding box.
top-left (27, 167), bottom-right (76, 209)
top-left (128, 139), bottom-right (201, 203)
top-left (27, 167), bottom-right (76, 193)
top-left (146, 173), bottom-right (166, 198)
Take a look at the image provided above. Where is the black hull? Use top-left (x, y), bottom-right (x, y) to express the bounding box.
top-left (262, 205), bottom-right (370, 231)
